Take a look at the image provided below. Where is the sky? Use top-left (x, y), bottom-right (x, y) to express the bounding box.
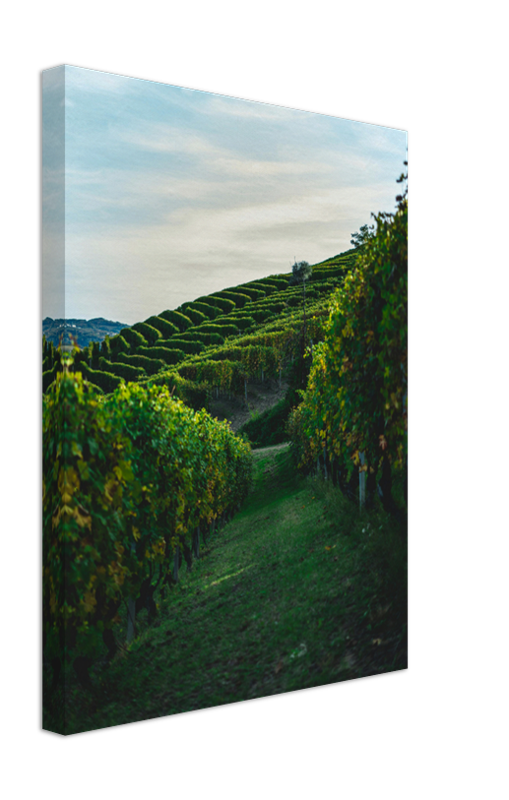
top-left (42, 66), bottom-right (407, 326)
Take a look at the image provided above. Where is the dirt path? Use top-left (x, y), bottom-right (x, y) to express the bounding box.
top-left (252, 442), bottom-right (291, 458)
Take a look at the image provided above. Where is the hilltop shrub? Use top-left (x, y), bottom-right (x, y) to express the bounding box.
top-left (188, 323), bottom-right (239, 337)
top-left (245, 281), bottom-right (276, 295)
top-left (171, 331), bottom-right (225, 346)
top-left (109, 334), bottom-right (130, 356)
top-left (258, 277), bottom-right (288, 290)
top-left (116, 352), bottom-right (166, 375)
top-left (131, 322), bottom-right (162, 345)
top-left (157, 338), bottom-right (204, 355)
top-left (159, 309), bottom-right (193, 332)
top-left (232, 308), bottom-right (274, 324)
top-left (215, 291), bottom-right (251, 308)
top-left (144, 315), bottom-right (179, 338)
top-left (138, 346), bottom-right (185, 366)
top-left (121, 327), bottom-right (148, 350)
top-left (236, 286), bottom-right (266, 301)
top-left (183, 301), bottom-right (218, 320)
top-left (178, 306), bottom-right (207, 326)
top-left (215, 315), bottom-right (255, 331)
top-left (204, 295), bottom-right (237, 314)
top-left (98, 358), bottom-right (146, 382)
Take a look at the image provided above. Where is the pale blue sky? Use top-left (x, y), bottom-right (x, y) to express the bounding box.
top-left (43, 65), bottom-right (407, 325)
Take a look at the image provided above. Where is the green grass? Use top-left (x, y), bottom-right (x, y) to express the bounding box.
top-left (44, 444), bottom-right (407, 735)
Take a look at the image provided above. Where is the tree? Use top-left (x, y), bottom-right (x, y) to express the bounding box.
top-left (350, 223), bottom-right (374, 249)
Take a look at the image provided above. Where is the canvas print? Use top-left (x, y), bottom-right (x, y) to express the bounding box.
top-left (42, 66), bottom-right (408, 735)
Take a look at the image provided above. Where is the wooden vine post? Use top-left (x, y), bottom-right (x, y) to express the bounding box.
top-left (359, 452), bottom-right (366, 509)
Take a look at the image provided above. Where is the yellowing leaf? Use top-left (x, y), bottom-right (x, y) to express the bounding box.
top-left (82, 591), bottom-right (97, 613)
top-left (77, 460), bottom-right (90, 480)
top-left (59, 467), bottom-right (80, 502)
top-left (118, 460), bottom-right (134, 482)
top-left (71, 441), bottom-right (83, 458)
top-left (104, 478), bottom-right (118, 502)
top-left (74, 506), bottom-right (91, 529)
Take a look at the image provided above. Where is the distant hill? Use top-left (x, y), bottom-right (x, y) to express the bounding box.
top-left (42, 317), bottom-right (128, 347)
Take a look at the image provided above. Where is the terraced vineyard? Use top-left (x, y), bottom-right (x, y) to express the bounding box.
top-left (42, 249), bottom-right (358, 429)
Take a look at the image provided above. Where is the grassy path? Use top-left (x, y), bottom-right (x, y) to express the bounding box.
top-left (54, 444), bottom-right (406, 734)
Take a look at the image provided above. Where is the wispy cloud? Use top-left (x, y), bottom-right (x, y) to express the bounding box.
top-left (42, 67), bottom-right (407, 322)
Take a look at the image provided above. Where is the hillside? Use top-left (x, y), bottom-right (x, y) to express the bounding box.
top-left (42, 249), bottom-right (359, 439)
